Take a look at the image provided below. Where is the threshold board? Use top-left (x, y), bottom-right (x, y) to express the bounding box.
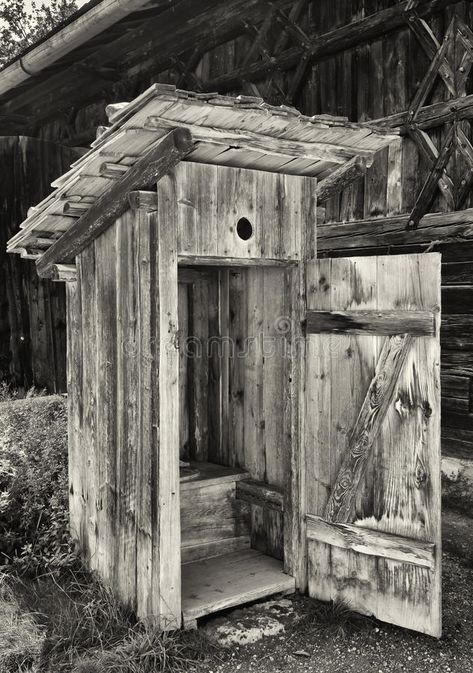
top-left (181, 549), bottom-right (295, 625)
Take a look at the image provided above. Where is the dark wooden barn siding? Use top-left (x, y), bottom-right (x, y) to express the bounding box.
top-left (1, 136), bottom-right (82, 392)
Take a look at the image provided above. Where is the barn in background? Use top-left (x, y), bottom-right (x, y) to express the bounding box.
top-left (1, 4), bottom-right (473, 497)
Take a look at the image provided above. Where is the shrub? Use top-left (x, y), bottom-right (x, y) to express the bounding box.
top-left (0, 394), bottom-right (75, 571)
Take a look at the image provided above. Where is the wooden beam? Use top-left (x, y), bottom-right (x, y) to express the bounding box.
top-left (407, 17), bottom-right (456, 119)
top-left (177, 254), bottom-right (298, 267)
top-left (128, 190), bottom-right (158, 211)
top-left (36, 128), bottom-right (193, 278)
top-left (306, 515), bottom-right (435, 569)
top-left (406, 127), bottom-right (455, 207)
top-left (317, 207), bottom-right (473, 252)
top-left (371, 92), bottom-right (473, 130)
top-left (407, 12), bottom-right (456, 97)
top-left (306, 309), bottom-right (435, 336)
top-left (100, 162), bottom-right (130, 178)
top-left (325, 334), bottom-right (413, 523)
top-left (145, 117), bottom-right (369, 163)
top-left (203, 0), bottom-right (460, 92)
top-left (315, 156), bottom-right (368, 202)
top-left (236, 480), bottom-right (285, 513)
top-left (63, 201), bottom-right (90, 217)
top-left (50, 264), bottom-right (78, 282)
top-left (407, 125), bottom-right (455, 228)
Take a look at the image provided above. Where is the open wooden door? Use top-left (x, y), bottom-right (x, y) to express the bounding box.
top-left (304, 253), bottom-right (441, 637)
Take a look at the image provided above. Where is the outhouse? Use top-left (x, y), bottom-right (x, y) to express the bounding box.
top-left (8, 84), bottom-right (442, 637)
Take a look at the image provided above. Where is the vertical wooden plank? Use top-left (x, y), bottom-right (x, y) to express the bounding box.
top-left (305, 258), bottom-right (332, 516)
top-left (244, 267), bottom-right (265, 480)
top-left (178, 282), bottom-right (190, 458)
top-left (219, 269), bottom-right (231, 465)
top-left (207, 271), bottom-right (222, 463)
top-left (189, 279), bottom-right (209, 461)
top-left (228, 269), bottom-right (247, 468)
top-left (94, 225), bottom-right (118, 585)
top-left (217, 165), bottom-right (260, 259)
top-left (153, 175), bottom-right (181, 628)
top-left (115, 211), bottom-right (138, 610)
top-left (135, 209), bottom-right (154, 620)
top-left (78, 245), bottom-right (97, 567)
top-left (364, 147), bottom-right (388, 218)
top-left (176, 163), bottom-right (218, 256)
top-left (258, 170), bottom-right (279, 259)
top-left (386, 138), bottom-right (403, 216)
top-left (283, 265), bottom-right (299, 578)
top-left (290, 178), bottom-right (311, 589)
top-left (329, 257), bottom-right (379, 523)
top-left (262, 268), bottom-right (286, 490)
top-left (243, 267), bottom-right (266, 553)
top-left (261, 267), bottom-right (287, 560)
top-left (66, 276), bottom-right (83, 547)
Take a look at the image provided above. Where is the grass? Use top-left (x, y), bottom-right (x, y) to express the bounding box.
top-left (299, 597), bottom-right (373, 639)
top-left (7, 566), bottom-right (213, 673)
top-left (0, 573), bottom-right (44, 673)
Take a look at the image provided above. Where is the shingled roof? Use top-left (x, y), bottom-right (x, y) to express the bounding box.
top-left (7, 83), bottom-right (397, 263)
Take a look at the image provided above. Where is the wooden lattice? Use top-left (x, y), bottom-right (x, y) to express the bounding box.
top-left (406, 13), bottom-right (473, 228)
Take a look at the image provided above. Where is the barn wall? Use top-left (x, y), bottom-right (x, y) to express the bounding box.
top-left (1, 136), bottom-right (82, 392)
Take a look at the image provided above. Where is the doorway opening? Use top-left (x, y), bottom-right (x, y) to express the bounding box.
top-left (177, 264), bottom-right (296, 625)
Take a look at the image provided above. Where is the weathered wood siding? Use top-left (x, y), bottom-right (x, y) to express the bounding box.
top-left (1, 136), bottom-right (81, 391)
top-left (305, 254), bottom-right (441, 636)
top-left (67, 162), bottom-right (313, 621)
top-left (67, 206), bottom-right (180, 626)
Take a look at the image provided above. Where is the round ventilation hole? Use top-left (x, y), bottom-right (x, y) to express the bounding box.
top-left (236, 217), bottom-right (253, 241)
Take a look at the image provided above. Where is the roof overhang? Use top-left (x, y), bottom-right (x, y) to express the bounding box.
top-left (7, 83), bottom-right (398, 276)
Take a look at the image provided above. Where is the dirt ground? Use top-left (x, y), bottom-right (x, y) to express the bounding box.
top-left (2, 545), bottom-right (472, 672)
top-left (200, 551), bottom-right (473, 673)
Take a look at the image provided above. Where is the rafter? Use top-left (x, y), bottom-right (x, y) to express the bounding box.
top-left (36, 128), bottom-right (194, 278)
top-left (407, 125), bottom-right (455, 229)
top-left (202, 0), bottom-right (461, 93)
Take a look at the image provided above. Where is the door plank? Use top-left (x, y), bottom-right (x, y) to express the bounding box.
top-left (307, 515), bottom-right (435, 569)
top-left (306, 309), bottom-right (435, 336)
top-left (325, 333), bottom-right (413, 524)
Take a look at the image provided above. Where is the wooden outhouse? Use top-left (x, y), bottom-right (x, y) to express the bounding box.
top-left (8, 84), bottom-right (442, 636)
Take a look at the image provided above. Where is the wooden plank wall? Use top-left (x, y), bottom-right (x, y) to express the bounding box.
top-left (68, 207), bottom-right (180, 625)
top-left (1, 136), bottom-right (82, 392)
top-left (174, 162), bottom-right (313, 263)
top-left (177, 266), bottom-right (294, 560)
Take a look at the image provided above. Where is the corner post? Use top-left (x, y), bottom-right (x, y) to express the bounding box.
top-left (149, 175), bottom-right (181, 628)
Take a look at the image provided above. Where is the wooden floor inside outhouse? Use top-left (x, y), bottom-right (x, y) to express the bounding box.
top-left (181, 548), bottom-right (295, 627)
top-left (179, 463), bottom-right (294, 626)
